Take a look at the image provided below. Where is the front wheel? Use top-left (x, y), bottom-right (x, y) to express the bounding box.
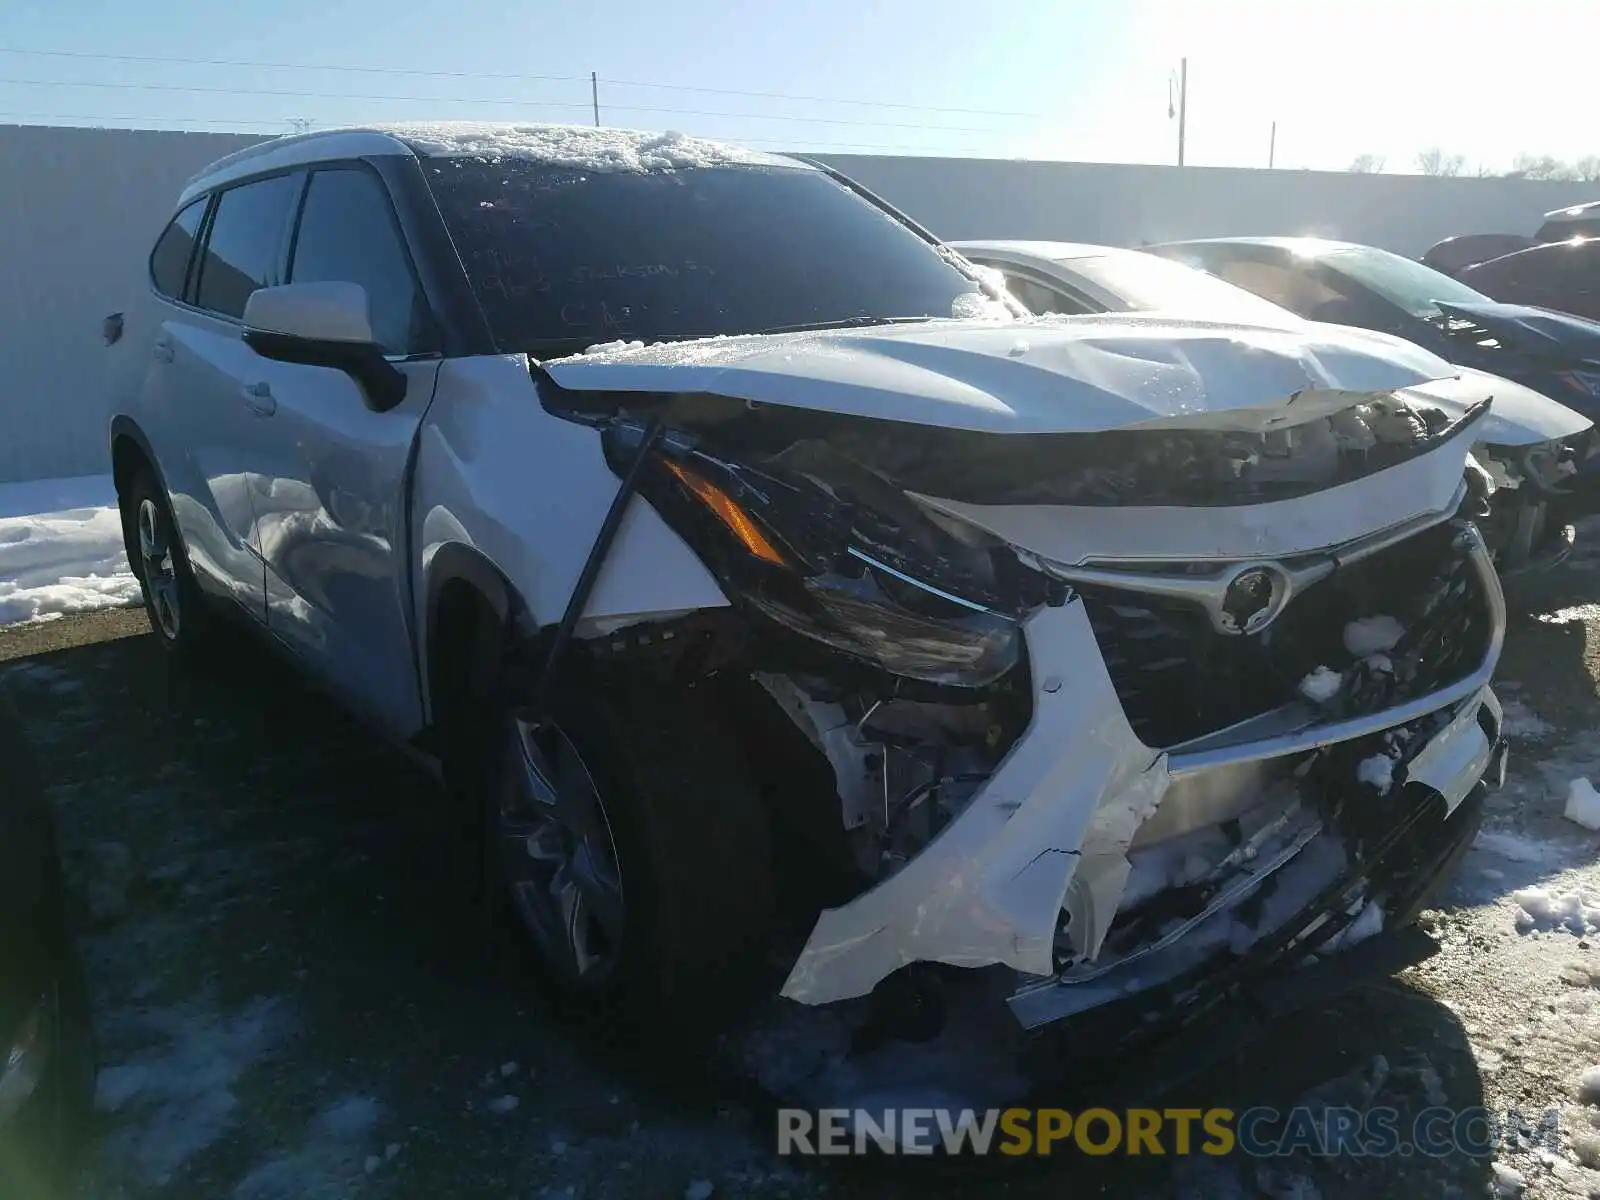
top-left (457, 657), bottom-right (777, 1035)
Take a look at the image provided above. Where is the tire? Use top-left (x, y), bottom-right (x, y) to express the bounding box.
top-left (121, 467), bottom-right (210, 656)
top-left (0, 695), bottom-right (94, 1198)
top-left (452, 655), bottom-right (776, 1038)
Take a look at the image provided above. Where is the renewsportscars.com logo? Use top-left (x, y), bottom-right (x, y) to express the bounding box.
top-left (777, 1106), bottom-right (1561, 1158)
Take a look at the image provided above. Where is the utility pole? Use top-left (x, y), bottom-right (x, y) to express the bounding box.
top-left (1268, 120), bottom-right (1276, 169)
top-left (591, 72), bottom-right (600, 126)
top-left (1168, 58), bottom-right (1188, 166)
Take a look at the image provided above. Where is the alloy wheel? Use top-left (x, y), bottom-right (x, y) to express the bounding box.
top-left (498, 718), bottom-right (626, 982)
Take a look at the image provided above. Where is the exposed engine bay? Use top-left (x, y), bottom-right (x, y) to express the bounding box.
top-left (543, 370), bottom-right (1506, 1034)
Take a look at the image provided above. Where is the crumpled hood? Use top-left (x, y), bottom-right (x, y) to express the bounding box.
top-left (542, 314), bottom-right (1459, 434)
top-left (1436, 300), bottom-right (1600, 364)
top-left (1405, 366), bottom-right (1593, 447)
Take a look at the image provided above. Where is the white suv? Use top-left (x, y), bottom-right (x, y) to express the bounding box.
top-left (106, 122), bottom-right (1506, 1052)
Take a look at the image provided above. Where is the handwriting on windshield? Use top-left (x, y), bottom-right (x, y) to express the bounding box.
top-left (472, 252), bottom-right (714, 302)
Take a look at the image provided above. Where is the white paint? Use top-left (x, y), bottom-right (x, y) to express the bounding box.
top-left (243, 283), bottom-right (376, 344)
top-left (548, 315), bottom-right (1454, 434)
top-left (411, 354), bottom-right (730, 713)
top-left (1406, 368), bottom-right (1593, 447)
top-left (955, 240), bottom-right (1593, 451)
top-left (915, 415), bottom-right (1478, 566)
top-left (780, 600), bottom-right (1167, 1004)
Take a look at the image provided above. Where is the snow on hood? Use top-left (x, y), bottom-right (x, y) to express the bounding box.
top-left (543, 313), bottom-right (1460, 435)
top-left (384, 122), bottom-right (794, 172)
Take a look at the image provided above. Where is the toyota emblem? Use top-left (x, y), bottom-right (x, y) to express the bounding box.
top-left (1219, 564), bottom-right (1290, 635)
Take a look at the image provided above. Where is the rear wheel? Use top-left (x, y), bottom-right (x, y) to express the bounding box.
top-left (454, 655), bottom-right (777, 1035)
top-left (121, 469), bottom-right (209, 656)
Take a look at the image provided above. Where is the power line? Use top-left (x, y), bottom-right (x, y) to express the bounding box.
top-left (0, 111), bottom-right (280, 128)
top-left (0, 45), bottom-right (1045, 118)
top-left (0, 77), bottom-right (1023, 133)
top-left (0, 76), bottom-right (589, 111)
top-left (0, 111), bottom-right (992, 154)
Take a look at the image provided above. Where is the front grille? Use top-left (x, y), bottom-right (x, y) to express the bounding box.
top-left (1079, 521), bottom-right (1492, 747)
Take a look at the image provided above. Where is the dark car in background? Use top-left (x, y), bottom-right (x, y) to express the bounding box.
top-left (953, 238), bottom-right (1595, 578)
top-left (1457, 238), bottom-right (1600, 324)
top-left (1420, 201), bottom-right (1600, 323)
top-left (1144, 237), bottom-right (1600, 474)
top-left (0, 692), bottom-right (93, 1196)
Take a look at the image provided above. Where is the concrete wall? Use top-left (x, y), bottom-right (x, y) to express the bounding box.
top-left (817, 155), bottom-right (1598, 256)
top-left (0, 123), bottom-right (1595, 484)
top-left (0, 126), bottom-right (258, 482)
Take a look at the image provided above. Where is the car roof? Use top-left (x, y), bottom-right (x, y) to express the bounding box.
top-left (1150, 236), bottom-right (1362, 255)
top-left (1542, 200), bottom-right (1600, 224)
top-left (179, 121), bottom-right (803, 206)
top-left (949, 239), bottom-right (1121, 264)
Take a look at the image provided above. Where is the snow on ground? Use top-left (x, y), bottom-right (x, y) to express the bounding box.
top-left (0, 474), bottom-right (139, 625)
top-left (231, 1094), bottom-right (383, 1200)
top-left (1565, 778), bottom-right (1600, 831)
top-left (92, 993), bottom-right (290, 1188)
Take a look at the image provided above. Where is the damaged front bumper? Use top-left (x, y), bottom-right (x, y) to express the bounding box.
top-left (778, 522), bottom-right (1507, 1028)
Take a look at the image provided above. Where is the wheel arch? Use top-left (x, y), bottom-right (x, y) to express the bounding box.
top-left (109, 416), bottom-right (165, 502)
top-left (422, 542), bottom-right (524, 734)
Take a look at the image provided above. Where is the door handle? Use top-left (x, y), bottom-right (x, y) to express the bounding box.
top-left (240, 382), bottom-right (277, 417)
top-left (152, 338), bottom-right (174, 363)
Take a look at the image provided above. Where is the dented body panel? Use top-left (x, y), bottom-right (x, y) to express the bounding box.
top-left (910, 413), bottom-right (1483, 567)
top-left (543, 316), bottom-right (1457, 434)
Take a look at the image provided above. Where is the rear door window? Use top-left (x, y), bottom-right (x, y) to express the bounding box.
top-left (193, 173), bottom-right (301, 320)
top-left (288, 167), bottom-right (429, 354)
top-left (149, 198), bottom-right (208, 301)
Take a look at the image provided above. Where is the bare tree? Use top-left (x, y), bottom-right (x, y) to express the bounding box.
top-left (1509, 153), bottom-right (1578, 181)
top-left (1347, 153), bottom-right (1385, 173)
top-left (1415, 147), bottom-right (1466, 176)
top-left (1572, 155), bottom-right (1600, 183)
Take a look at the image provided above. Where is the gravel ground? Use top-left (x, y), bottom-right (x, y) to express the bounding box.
top-left (3, 530), bottom-right (1600, 1200)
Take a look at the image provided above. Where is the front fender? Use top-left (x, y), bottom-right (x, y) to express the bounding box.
top-left (412, 354), bottom-right (729, 719)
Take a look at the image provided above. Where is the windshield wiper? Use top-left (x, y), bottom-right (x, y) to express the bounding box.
top-left (751, 315), bottom-right (935, 335)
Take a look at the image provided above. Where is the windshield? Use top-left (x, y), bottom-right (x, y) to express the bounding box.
top-left (1066, 251), bottom-right (1301, 326)
top-left (423, 157), bottom-right (1000, 353)
top-left (1320, 245), bottom-right (1493, 319)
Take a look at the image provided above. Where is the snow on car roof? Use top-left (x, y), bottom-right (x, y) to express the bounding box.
top-left (386, 122), bottom-right (799, 172)
top-left (180, 122), bottom-right (801, 204)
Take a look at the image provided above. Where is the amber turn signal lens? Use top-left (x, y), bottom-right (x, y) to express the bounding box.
top-left (661, 460), bottom-right (788, 567)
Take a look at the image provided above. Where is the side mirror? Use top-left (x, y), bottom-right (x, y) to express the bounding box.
top-left (242, 282), bottom-right (407, 413)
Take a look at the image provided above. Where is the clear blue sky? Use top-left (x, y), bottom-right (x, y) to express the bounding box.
top-left (1, 0), bottom-right (1595, 170)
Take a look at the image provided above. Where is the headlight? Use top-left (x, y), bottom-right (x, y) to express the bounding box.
top-left (608, 423), bottom-right (1033, 687)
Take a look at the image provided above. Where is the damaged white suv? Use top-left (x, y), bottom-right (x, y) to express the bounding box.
top-left (106, 124), bottom-right (1507, 1054)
